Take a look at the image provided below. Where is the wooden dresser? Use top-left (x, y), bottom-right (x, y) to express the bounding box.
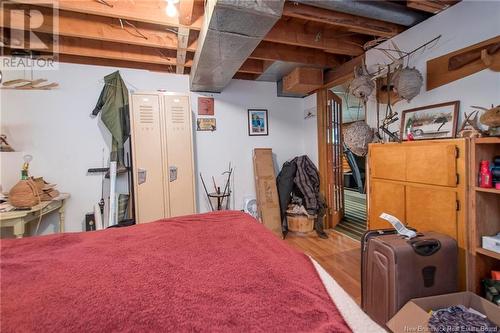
top-left (367, 139), bottom-right (468, 290)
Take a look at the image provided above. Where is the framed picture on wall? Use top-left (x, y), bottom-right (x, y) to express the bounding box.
top-left (400, 101), bottom-right (459, 140)
top-left (248, 109), bottom-right (269, 136)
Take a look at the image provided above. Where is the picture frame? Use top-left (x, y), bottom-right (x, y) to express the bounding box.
top-left (197, 118), bottom-right (216, 131)
top-left (248, 109), bottom-right (269, 136)
top-left (198, 97), bottom-right (214, 116)
top-left (400, 101), bottom-right (459, 141)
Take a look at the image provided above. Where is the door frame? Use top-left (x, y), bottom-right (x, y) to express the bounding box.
top-left (317, 88), bottom-right (344, 228)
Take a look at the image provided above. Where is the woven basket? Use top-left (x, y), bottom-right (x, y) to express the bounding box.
top-left (9, 179), bottom-right (40, 208)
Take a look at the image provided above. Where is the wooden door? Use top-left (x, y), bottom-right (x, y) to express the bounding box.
top-left (326, 91), bottom-right (344, 227)
top-left (405, 186), bottom-right (458, 238)
top-left (163, 95), bottom-right (195, 217)
top-left (368, 180), bottom-right (406, 229)
top-left (130, 93), bottom-right (166, 223)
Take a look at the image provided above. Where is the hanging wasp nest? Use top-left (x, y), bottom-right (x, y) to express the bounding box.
top-left (392, 67), bottom-right (423, 102)
top-left (349, 61), bottom-right (374, 102)
top-left (343, 121), bottom-right (374, 157)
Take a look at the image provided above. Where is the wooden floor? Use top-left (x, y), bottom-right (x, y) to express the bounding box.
top-left (284, 229), bottom-right (362, 304)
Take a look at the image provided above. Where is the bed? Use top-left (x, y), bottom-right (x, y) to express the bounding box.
top-left (0, 211), bottom-right (383, 332)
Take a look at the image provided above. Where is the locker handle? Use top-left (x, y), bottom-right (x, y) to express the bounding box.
top-left (169, 166), bottom-right (178, 182)
top-left (138, 168), bottom-right (147, 185)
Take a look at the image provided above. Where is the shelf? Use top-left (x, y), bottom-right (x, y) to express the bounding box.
top-left (475, 187), bottom-right (500, 194)
top-left (476, 247), bottom-right (500, 260)
top-left (474, 137), bottom-right (500, 145)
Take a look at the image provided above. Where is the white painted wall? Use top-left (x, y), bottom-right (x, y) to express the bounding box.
top-left (0, 62), bottom-right (307, 234)
top-left (364, 1), bottom-right (500, 133)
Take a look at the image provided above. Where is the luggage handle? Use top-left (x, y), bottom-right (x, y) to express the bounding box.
top-left (410, 239), bottom-right (441, 256)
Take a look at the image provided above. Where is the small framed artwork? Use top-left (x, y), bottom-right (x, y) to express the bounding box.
top-left (197, 118), bottom-right (216, 131)
top-left (400, 101), bottom-right (459, 140)
top-left (248, 109), bottom-right (269, 136)
top-left (198, 97), bottom-right (214, 116)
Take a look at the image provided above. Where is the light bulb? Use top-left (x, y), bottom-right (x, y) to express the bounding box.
top-left (166, 2), bottom-right (177, 17)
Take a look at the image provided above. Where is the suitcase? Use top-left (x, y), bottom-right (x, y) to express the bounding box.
top-left (361, 229), bottom-right (458, 327)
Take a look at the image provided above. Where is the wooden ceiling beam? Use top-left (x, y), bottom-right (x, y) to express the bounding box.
top-left (9, 0), bottom-right (204, 30)
top-left (264, 19), bottom-right (364, 56)
top-left (282, 2), bottom-right (403, 38)
top-left (238, 59), bottom-right (264, 74)
top-left (57, 54), bottom-right (176, 73)
top-left (176, 27), bottom-right (190, 74)
top-left (250, 41), bottom-right (342, 68)
top-left (323, 55), bottom-right (363, 87)
top-left (179, 0), bottom-right (196, 26)
top-left (8, 32), bottom-right (193, 68)
top-left (233, 73), bottom-right (260, 81)
top-left (0, 6), bottom-right (198, 52)
top-left (407, 0), bottom-right (457, 14)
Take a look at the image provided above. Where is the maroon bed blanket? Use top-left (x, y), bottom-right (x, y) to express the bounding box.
top-left (1, 211), bottom-right (350, 332)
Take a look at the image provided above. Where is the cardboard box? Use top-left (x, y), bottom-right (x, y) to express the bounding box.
top-left (387, 292), bottom-right (500, 333)
top-left (253, 148), bottom-right (281, 236)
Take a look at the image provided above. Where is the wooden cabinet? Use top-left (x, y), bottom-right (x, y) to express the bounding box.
top-left (367, 139), bottom-right (468, 290)
top-left (130, 92), bottom-right (196, 223)
top-left (467, 137), bottom-right (500, 295)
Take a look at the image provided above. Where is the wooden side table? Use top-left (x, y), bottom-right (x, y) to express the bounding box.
top-left (0, 193), bottom-right (70, 238)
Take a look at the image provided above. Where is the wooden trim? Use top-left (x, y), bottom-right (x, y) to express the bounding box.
top-left (317, 88), bottom-right (329, 227)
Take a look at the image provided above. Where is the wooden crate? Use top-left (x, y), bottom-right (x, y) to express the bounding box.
top-left (283, 67), bottom-right (323, 94)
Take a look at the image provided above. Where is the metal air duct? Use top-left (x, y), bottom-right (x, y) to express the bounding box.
top-left (190, 0), bottom-right (285, 92)
top-left (295, 0), bottom-right (429, 26)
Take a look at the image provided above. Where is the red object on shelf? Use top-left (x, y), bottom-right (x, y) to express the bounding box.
top-left (492, 270), bottom-right (500, 280)
top-left (479, 160), bottom-right (493, 188)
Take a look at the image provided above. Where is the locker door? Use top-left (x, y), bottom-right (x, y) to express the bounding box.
top-left (131, 94), bottom-right (166, 223)
top-left (163, 95), bottom-right (195, 217)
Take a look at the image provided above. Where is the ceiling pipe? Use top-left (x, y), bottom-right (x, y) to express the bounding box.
top-left (295, 0), bottom-right (430, 27)
top-left (190, 0), bottom-right (285, 92)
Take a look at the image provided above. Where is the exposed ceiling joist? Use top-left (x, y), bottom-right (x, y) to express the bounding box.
top-left (179, 0), bottom-right (196, 26)
top-left (250, 41), bottom-right (342, 68)
top-left (0, 6), bottom-right (197, 52)
top-left (10, 0), bottom-right (204, 30)
top-left (282, 2), bottom-right (403, 38)
top-left (239, 59), bottom-right (264, 74)
top-left (233, 72), bottom-right (260, 80)
top-left (57, 54), bottom-right (177, 73)
top-left (407, 0), bottom-right (457, 14)
top-left (176, 27), bottom-right (190, 74)
top-left (323, 55), bottom-right (363, 87)
top-left (10, 33), bottom-right (192, 68)
top-left (264, 19), bottom-right (364, 56)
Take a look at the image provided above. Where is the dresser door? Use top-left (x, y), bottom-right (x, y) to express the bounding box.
top-left (405, 186), bottom-right (457, 239)
top-left (368, 180), bottom-right (406, 230)
top-left (406, 144), bottom-right (457, 187)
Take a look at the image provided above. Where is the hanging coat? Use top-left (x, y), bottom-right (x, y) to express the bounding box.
top-left (92, 71), bottom-right (130, 168)
top-left (291, 155), bottom-right (321, 212)
top-left (276, 160), bottom-right (297, 234)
